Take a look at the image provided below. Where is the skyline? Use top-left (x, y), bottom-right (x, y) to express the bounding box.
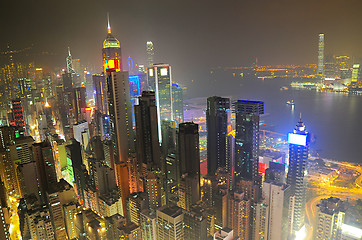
top-left (1, 0), bottom-right (362, 90)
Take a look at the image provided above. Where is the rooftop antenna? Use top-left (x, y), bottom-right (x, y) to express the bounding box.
top-left (107, 12), bottom-right (111, 34)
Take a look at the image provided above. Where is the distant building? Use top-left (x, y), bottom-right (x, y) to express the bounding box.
top-left (318, 33), bottom-right (325, 75)
top-left (146, 41), bottom-right (154, 68)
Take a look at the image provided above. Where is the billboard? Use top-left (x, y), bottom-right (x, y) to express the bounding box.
top-left (288, 133), bottom-right (307, 146)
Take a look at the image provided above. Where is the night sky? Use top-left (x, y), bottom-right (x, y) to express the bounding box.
top-left (1, 0), bottom-right (362, 95)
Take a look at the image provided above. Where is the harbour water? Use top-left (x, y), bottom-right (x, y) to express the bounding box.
top-left (185, 73), bottom-right (362, 163)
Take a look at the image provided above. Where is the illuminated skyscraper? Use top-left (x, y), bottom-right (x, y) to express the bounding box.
top-left (146, 41), bottom-right (154, 68)
top-left (147, 64), bottom-right (173, 140)
top-left (286, 117), bottom-right (309, 235)
top-left (102, 15), bottom-right (122, 72)
top-left (317, 33), bottom-right (325, 75)
top-left (105, 57), bottom-right (134, 217)
top-left (207, 96), bottom-right (230, 176)
top-left (234, 100), bottom-right (264, 184)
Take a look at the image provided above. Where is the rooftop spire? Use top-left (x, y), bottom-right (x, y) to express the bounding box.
top-left (107, 12), bottom-right (111, 34)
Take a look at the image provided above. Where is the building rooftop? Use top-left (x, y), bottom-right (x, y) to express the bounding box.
top-left (158, 205), bottom-right (183, 218)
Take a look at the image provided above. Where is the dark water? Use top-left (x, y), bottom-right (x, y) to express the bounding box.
top-left (189, 73), bottom-right (362, 163)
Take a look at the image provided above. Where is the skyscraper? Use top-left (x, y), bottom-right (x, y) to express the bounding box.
top-left (234, 100), bottom-right (264, 183)
top-left (102, 15), bottom-right (122, 72)
top-left (172, 83), bottom-right (184, 125)
top-left (317, 33), bottom-right (325, 76)
top-left (93, 74), bottom-right (107, 114)
top-left (106, 69), bottom-right (133, 217)
top-left (207, 96), bottom-right (230, 176)
top-left (178, 122), bottom-right (200, 177)
top-left (11, 99), bottom-right (26, 134)
top-left (135, 91), bottom-right (160, 170)
top-left (286, 117), bottom-right (309, 235)
top-left (147, 64), bottom-right (173, 140)
top-left (146, 41), bottom-right (154, 68)
top-left (106, 69), bottom-right (133, 163)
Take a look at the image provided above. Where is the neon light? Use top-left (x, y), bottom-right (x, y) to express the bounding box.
top-left (288, 133), bottom-right (307, 146)
top-left (85, 107), bottom-right (92, 111)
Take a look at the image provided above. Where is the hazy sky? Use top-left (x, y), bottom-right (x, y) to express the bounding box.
top-left (1, 0), bottom-right (362, 94)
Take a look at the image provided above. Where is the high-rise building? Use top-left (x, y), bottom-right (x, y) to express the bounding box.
top-left (106, 65), bottom-right (133, 217)
top-left (178, 174), bottom-right (200, 211)
top-left (32, 141), bottom-right (58, 193)
top-left (146, 41), bottom-right (154, 68)
top-left (128, 192), bottom-right (149, 225)
top-left (257, 181), bottom-right (291, 240)
top-left (183, 207), bottom-right (208, 240)
top-left (226, 135), bottom-right (235, 191)
top-left (140, 210), bottom-right (157, 240)
top-left (144, 171), bottom-right (162, 210)
top-left (207, 96), bottom-right (230, 176)
top-left (135, 91), bottom-right (160, 170)
top-left (317, 33), bottom-right (325, 75)
top-left (147, 64), bottom-right (173, 139)
top-left (161, 120), bottom-right (176, 157)
top-left (234, 100), bottom-right (264, 184)
top-left (314, 197), bottom-right (346, 240)
top-left (73, 87), bottom-right (87, 123)
top-left (172, 83), bottom-right (184, 125)
top-left (93, 74), bottom-right (107, 114)
top-left (0, 179), bottom-right (10, 240)
top-left (106, 69), bottom-right (133, 163)
top-left (11, 99), bottom-right (26, 134)
top-left (286, 117), bottom-right (309, 235)
top-left (157, 205), bottom-right (184, 240)
top-left (102, 15), bottom-right (122, 72)
top-left (178, 122), bottom-right (200, 177)
top-left (46, 180), bottom-right (77, 240)
top-left (227, 191), bottom-right (251, 239)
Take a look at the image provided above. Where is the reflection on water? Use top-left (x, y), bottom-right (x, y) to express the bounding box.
top-left (190, 74), bottom-right (362, 163)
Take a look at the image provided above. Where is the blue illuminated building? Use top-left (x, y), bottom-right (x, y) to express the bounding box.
top-left (129, 74), bottom-right (142, 127)
top-left (129, 75), bottom-right (141, 97)
top-left (286, 117), bottom-right (309, 236)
